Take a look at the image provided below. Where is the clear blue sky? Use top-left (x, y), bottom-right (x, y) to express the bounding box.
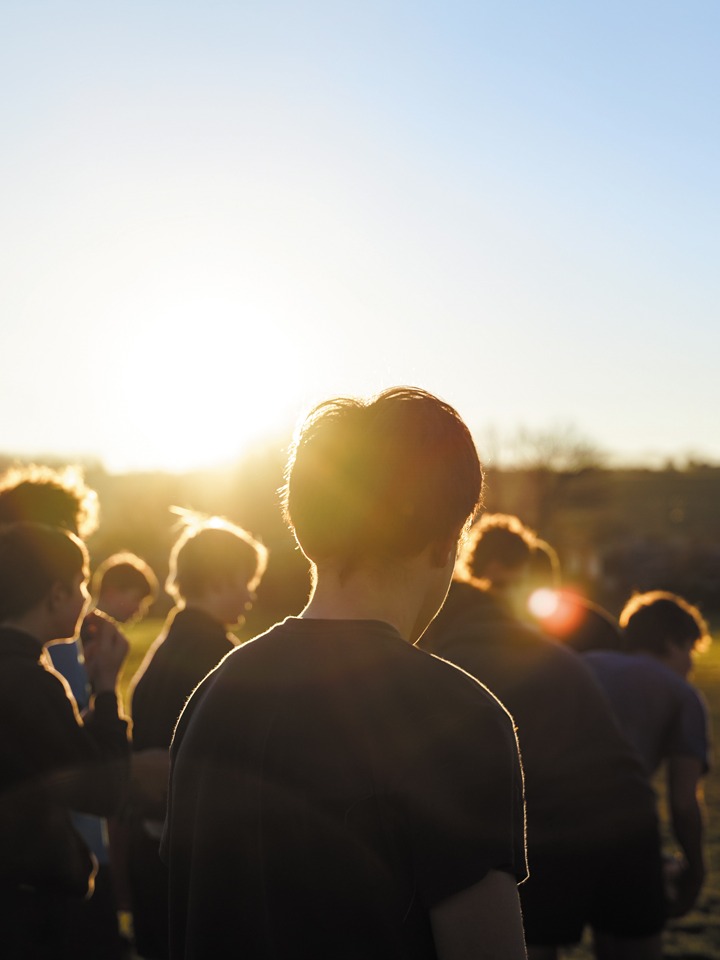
top-left (2, 1), bottom-right (718, 471)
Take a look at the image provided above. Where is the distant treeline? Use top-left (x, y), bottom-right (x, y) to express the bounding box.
top-left (482, 463), bottom-right (720, 617)
top-left (3, 450), bottom-right (719, 629)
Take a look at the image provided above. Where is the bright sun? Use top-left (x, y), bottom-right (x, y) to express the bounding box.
top-left (98, 294), bottom-right (307, 473)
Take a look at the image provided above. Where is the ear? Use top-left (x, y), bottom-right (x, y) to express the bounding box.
top-left (47, 580), bottom-right (70, 611)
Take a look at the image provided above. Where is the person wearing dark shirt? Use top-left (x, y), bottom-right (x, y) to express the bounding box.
top-left (585, 591), bottom-right (712, 919)
top-left (0, 465), bottom-right (135, 960)
top-left (420, 514), bottom-right (666, 960)
top-left (0, 522), bottom-right (130, 960)
top-left (161, 387), bottom-right (528, 960)
top-left (130, 513), bottom-right (267, 752)
top-left (63, 550), bottom-right (159, 950)
top-left (127, 511), bottom-right (267, 959)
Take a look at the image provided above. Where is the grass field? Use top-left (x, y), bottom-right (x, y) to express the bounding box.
top-left (120, 619), bottom-right (720, 959)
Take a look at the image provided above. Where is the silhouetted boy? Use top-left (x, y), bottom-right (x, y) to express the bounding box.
top-left (127, 512), bottom-right (267, 959)
top-left (50, 551), bottom-right (158, 708)
top-left (0, 464), bottom-right (130, 959)
top-left (0, 522), bottom-right (129, 960)
top-left (420, 513), bottom-right (666, 960)
top-left (79, 551), bottom-right (159, 941)
top-left (585, 591), bottom-right (712, 918)
top-left (161, 388), bottom-right (528, 960)
top-left (91, 551), bottom-right (159, 626)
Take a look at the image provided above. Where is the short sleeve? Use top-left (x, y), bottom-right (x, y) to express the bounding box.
top-left (392, 673), bottom-right (527, 908)
top-left (667, 686), bottom-right (711, 773)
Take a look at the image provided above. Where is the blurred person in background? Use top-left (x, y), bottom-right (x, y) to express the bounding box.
top-left (0, 522), bottom-right (130, 960)
top-left (50, 551), bottom-right (158, 717)
top-left (78, 551), bottom-right (159, 948)
top-left (88, 551), bottom-right (158, 627)
top-left (420, 513), bottom-right (666, 960)
top-left (127, 510), bottom-right (267, 959)
top-left (585, 591), bottom-right (712, 919)
top-left (0, 466), bottom-right (130, 959)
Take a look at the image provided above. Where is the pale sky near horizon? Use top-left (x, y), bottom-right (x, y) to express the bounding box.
top-left (2, 1), bottom-right (718, 473)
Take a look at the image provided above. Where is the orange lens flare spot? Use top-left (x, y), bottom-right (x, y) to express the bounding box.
top-left (528, 588), bottom-right (560, 619)
top-left (529, 588), bottom-right (587, 639)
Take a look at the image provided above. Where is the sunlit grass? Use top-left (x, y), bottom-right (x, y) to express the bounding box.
top-left (118, 615), bottom-right (164, 708)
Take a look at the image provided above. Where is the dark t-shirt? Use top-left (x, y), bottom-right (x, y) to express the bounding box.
top-left (129, 607), bottom-right (235, 752)
top-left (162, 617), bottom-right (526, 960)
top-left (0, 627), bottom-right (129, 896)
top-left (584, 650), bottom-right (711, 776)
top-left (421, 582), bottom-right (658, 854)
top-left (0, 627), bottom-right (129, 825)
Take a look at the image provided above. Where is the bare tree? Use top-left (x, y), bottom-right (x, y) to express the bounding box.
top-left (511, 424), bottom-right (606, 473)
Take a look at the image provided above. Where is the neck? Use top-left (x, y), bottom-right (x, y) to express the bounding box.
top-left (303, 582), bottom-right (413, 640)
top-left (301, 549), bottom-right (450, 645)
top-left (653, 649), bottom-right (691, 679)
top-left (179, 599), bottom-right (224, 624)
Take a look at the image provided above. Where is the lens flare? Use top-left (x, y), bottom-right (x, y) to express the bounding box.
top-left (528, 588), bottom-right (560, 619)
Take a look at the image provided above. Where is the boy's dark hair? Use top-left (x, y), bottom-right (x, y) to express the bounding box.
top-left (457, 513), bottom-right (536, 582)
top-left (619, 590), bottom-right (711, 656)
top-left (0, 465), bottom-right (99, 539)
top-left (91, 552), bottom-right (159, 601)
top-left (0, 522), bottom-right (88, 621)
top-left (283, 387), bottom-right (482, 568)
top-left (166, 510), bottom-right (268, 604)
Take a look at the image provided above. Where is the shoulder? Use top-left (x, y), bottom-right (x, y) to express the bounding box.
top-left (429, 581), bottom-right (510, 635)
top-left (415, 641), bottom-right (513, 710)
top-left (0, 653), bottom-right (82, 726)
top-left (674, 675), bottom-right (709, 719)
top-left (664, 675), bottom-right (711, 770)
top-left (404, 647), bottom-right (521, 770)
top-left (191, 617), bottom-right (518, 744)
top-left (610, 655), bottom-right (702, 700)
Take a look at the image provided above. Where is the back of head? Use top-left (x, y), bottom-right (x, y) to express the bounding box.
top-left (166, 510), bottom-right (268, 605)
top-left (457, 513), bottom-right (536, 582)
top-left (0, 522), bottom-right (88, 621)
top-left (0, 465), bottom-right (99, 539)
top-left (92, 551), bottom-right (159, 601)
top-left (619, 590), bottom-right (710, 656)
top-left (283, 386), bottom-right (482, 568)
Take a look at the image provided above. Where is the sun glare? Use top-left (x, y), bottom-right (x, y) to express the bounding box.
top-left (98, 293), bottom-right (307, 473)
top-left (528, 588), bottom-right (560, 619)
